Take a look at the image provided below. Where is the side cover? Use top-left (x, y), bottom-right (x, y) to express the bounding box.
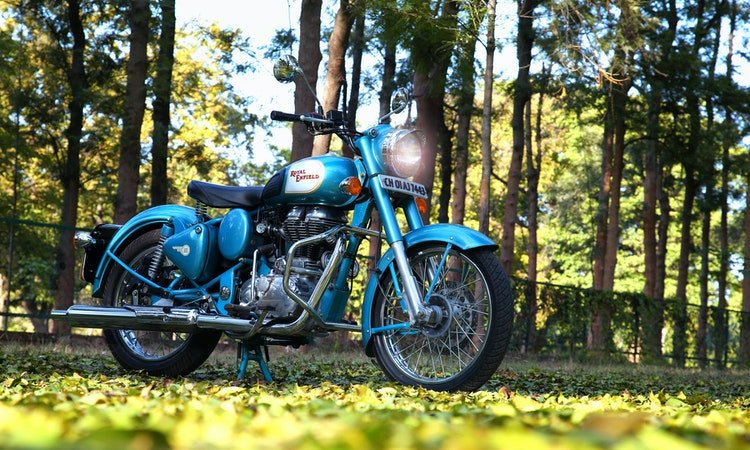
top-left (92, 205), bottom-right (201, 297)
top-left (360, 224), bottom-right (498, 354)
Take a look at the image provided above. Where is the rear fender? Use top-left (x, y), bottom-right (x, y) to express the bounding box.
top-left (92, 205), bottom-right (201, 297)
top-left (360, 224), bottom-right (497, 355)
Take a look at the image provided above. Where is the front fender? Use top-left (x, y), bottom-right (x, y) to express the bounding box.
top-left (360, 224), bottom-right (497, 355)
top-left (92, 205), bottom-right (201, 297)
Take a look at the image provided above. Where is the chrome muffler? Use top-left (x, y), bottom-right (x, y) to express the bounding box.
top-left (51, 305), bottom-right (256, 334)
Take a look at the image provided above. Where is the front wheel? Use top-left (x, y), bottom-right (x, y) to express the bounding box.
top-left (371, 245), bottom-right (513, 391)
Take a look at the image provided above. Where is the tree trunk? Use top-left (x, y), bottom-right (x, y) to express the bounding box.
top-left (52, 0), bottom-right (86, 334)
top-left (655, 170), bottom-right (671, 296)
top-left (436, 127), bottom-right (453, 223)
top-left (150, 0), bottom-right (175, 207)
top-left (593, 99), bottom-right (614, 292)
top-left (696, 181), bottom-right (714, 368)
top-left (378, 41), bottom-right (396, 123)
top-left (478, 0), bottom-right (496, 235)
top-left (501, 0), bottom-right (539, 272)
top-left (525, 76), bottom-right (544, 352)
top-left (673, 0), bottom-right (707, 367)
top-left (642, 0), bottom-right (677, 361)
top-left (413, 0), bottom-right (458, 219)
top-left (292, 0), bottom-right (322, 162)
top-left (656, 169), bottom-right (671, 303)
top-left (727, 0), bottom-right (750, 367)
top-left (643, 92), bottom-right (659, 300)
top-left (114, 0), bottom-right (150, 223)
top-left (312, 0), bottom-right (354, 156)
top-left (450, 37), bottom-right (478, 226)
top-left (742, 155), bottom-right (750, 365)
top-left (345, 12), bottom-right (365, 158)
top-left (642, 93), bottom-right (660, 360)
top-left (602, 81), bottom-right (629, 290)
top-left (673, 171), bottom-right (697, 366)
top-left (589, 90), bottom-right (614, 351)
top-left (413, 73), bottom-right (441, 217)
top-left (705, 7), bottom-right (726, 369)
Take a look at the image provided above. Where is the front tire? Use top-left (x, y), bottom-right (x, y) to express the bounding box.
top-left (372, 245), bottom-right (513, 391)
top-left (102, 229), bottom-right (221, 376)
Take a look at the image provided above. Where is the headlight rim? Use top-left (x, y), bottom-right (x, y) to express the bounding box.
top-left (381, 128), bottom-right (425, 179)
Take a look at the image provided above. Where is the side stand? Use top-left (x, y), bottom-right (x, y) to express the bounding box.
top-left (237, 342), bottom-right (272, 383)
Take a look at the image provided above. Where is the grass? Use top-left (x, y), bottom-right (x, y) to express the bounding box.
top-left (0, 340), bottom-right (749, 449)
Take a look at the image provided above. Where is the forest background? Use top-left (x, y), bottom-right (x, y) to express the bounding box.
top-left (0, 0), bottom-right (749, 368)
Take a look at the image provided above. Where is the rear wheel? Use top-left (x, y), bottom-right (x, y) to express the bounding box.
top-left (102, 229), bottom-right (221, 376)
top-left (372, 245), bottom-right (513, 391)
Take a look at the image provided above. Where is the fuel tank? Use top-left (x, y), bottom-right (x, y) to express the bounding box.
top-left (262, 154), bottom-right (360, 208)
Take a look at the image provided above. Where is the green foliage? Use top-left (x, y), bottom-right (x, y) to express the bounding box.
top-left (0, 345), bottom-right (749, 449)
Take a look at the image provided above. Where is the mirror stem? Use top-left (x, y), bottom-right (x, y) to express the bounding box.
top-left (298, 70), bottom-right (324, 114)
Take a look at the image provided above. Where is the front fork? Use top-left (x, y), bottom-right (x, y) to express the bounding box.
top-left (369, 177), bottom-right (434, 326)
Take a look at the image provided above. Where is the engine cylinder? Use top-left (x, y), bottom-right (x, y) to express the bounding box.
top-left (282, 206), bottom-right (347, 261)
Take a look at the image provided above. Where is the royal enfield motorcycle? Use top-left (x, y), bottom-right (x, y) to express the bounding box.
top-left (52, 56), bottom-right (513, 392)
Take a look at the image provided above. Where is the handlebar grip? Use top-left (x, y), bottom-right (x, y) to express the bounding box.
top-left (270, 110), bottom-right (301, 122)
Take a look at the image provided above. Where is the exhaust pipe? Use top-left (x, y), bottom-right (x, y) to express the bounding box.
top-left (51, 305), bottom-right (256, 334)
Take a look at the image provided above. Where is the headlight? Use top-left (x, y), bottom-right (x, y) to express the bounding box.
top-left (381, 129), bottom-right (424, 178)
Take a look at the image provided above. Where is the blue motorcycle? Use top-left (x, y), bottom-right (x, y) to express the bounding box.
top-left (52, 56), bottom-right (513, 392)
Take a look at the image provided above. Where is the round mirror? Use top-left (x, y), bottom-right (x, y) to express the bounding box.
top-left (273, 55), bottom-right (300, 83)
top-left (390, 88), bottom-right (410, 114)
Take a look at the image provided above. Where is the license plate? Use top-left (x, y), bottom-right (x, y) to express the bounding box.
top-left (378, 175), bottom-right (428, 199)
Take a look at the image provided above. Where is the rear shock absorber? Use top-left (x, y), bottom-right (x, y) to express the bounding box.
top-left (148, 220), bottom-right (175, 280)
top-left (195, 200), bottom-right (208, 220)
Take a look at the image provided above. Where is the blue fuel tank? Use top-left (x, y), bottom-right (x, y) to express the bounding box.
top-left (262, 154), bottom-right (360, 209)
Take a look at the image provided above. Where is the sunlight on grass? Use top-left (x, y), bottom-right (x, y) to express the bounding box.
top-left (0, 342), bottom-right (748, 449)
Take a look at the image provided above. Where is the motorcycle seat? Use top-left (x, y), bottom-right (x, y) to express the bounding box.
top-left (187, 180), bottom-right (264, 209)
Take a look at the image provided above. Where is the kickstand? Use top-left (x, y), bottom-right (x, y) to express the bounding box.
top-left (237, 342), bottom-right (272, 383)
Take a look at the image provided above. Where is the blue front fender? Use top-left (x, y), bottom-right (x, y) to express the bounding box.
top-left (92, 205), bottom-right (201, 296)
top-left (360, 224), bottom-right (497, 354)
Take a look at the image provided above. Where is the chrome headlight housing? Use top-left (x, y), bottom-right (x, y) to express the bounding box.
top-left (381, 129), bottom-right (424, 178)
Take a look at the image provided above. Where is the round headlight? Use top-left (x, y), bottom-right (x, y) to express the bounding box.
top-left (381, 129), bottom-right (424, 178)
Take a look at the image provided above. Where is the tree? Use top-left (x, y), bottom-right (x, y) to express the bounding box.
top-left (291, 0), bottom-right (322, 162)
top-left (478, 0), bottom-right (496, 235)
top-left (500, 0), bottom-right (541, 272)
top-left (524, 68), bottom-right (549, 352)
top-left (411, 0), bottom-right (459, 218)
top-left (640, 0), bottom-right (678, 361)
top-left (674, 0), bottom-right (712, 367)
top-left (312, 0), bottom-right (355, 156)
top-left (150, 0), bottom-right (176, 206)
top-left (450, 6), bottom-right (483, 226)
top-left (346, 12), bottom-right (366, 139)
top-left (114, 0), bottom-right (150, 223)
top-left (51, 0), bottom-right (86, 334)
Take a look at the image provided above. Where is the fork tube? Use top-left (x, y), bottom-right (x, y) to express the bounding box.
top-left (370, 178), bottom-right (430, 324)
top-left (404, 198), bottom-right (424, 231)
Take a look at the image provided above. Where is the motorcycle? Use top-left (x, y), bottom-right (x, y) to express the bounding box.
top-left (52, 55), bottom-right (513, 392)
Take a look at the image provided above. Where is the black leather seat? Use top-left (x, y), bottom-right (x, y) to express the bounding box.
top-left (187, 180), bottom-right (264, 209)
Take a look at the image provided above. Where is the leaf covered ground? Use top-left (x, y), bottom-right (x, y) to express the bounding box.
top-left (0, 341), bottom-right (748, 449)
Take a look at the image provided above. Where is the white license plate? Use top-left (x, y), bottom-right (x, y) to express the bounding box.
top-left (379, 175), bottom-right (428, 199)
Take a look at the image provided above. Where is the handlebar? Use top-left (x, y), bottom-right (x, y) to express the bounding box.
top-left (270, 110), bottom-right (301, 122)
top-left (270, 110), bottom-right (361, 155)
top-left (270, 110), bottom-right (334, 125)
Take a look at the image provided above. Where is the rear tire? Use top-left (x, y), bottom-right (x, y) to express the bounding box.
top-left (371, 245), bottom-right (513, 391)
top-left (102, 229), bottom-right (221, 376)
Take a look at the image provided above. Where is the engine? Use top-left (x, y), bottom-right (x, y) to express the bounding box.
top-left (236, 206), bottom-right (348, 320)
